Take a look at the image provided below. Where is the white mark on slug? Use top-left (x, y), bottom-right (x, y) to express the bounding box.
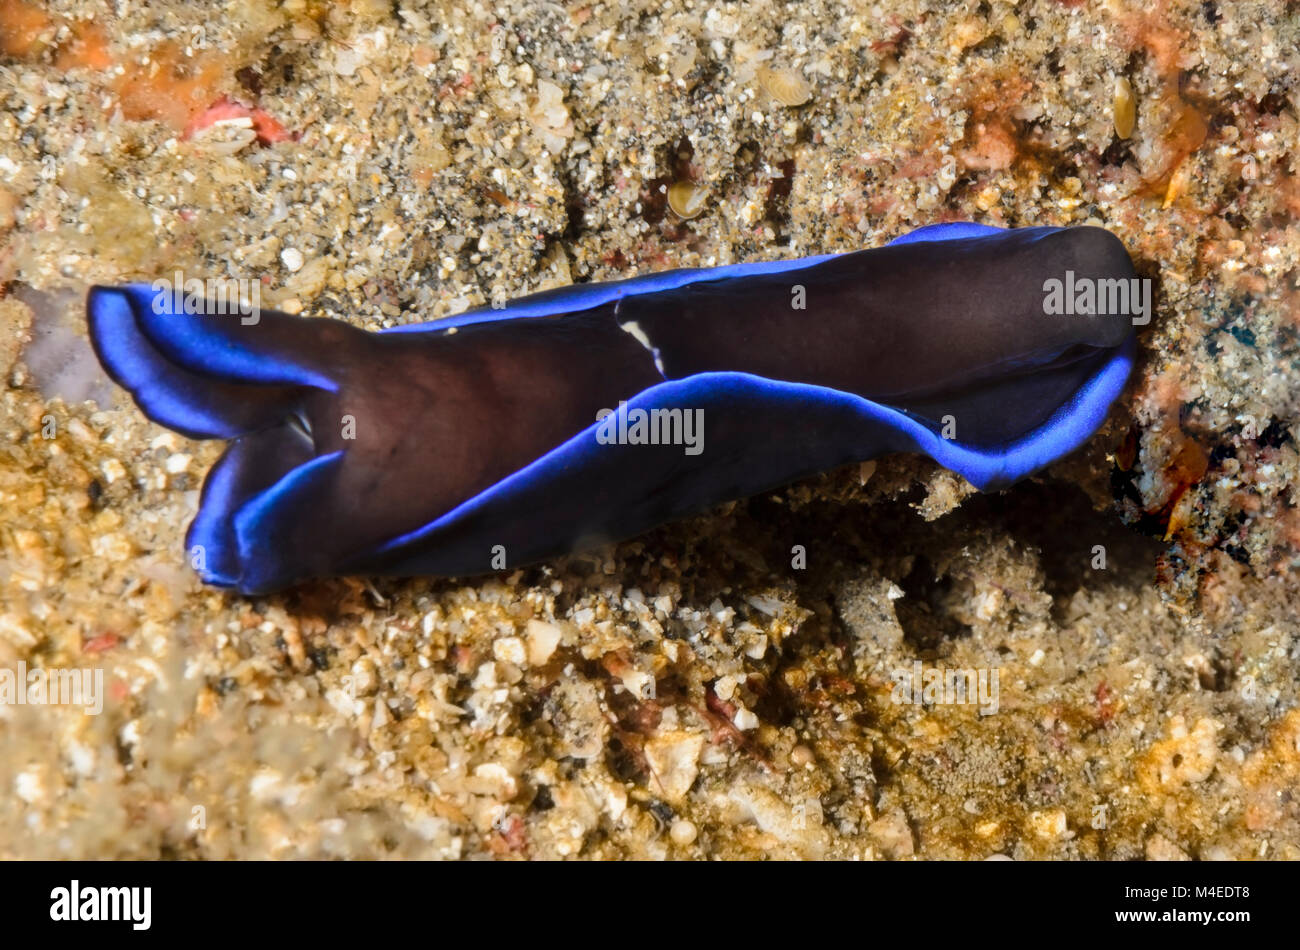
top-left (617, 318), bottom-right (666, 376)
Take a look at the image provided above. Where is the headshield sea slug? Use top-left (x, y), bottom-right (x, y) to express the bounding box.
top-left (86, 223), bottom-right (1139, 593)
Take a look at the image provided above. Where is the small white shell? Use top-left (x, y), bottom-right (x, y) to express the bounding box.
top-left (758, 66), bottom-right (813, 107)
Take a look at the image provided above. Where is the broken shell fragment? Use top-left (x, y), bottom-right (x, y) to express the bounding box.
top-left (1113, 77), bottom-right (1136, 140)
top-left (758, 66), bottom-right (813, 107)
top-left (667, 180), bottom-right (708, 219)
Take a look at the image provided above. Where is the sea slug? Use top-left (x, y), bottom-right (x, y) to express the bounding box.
top-left (86, 223), bottom-right (1139, 593)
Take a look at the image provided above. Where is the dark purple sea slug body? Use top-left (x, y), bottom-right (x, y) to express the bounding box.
top-left (86, 223), bottom-right (1139, 593)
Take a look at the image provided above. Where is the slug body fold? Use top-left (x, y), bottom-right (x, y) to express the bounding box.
top-left (87, 223), bottom-right (1138, 593)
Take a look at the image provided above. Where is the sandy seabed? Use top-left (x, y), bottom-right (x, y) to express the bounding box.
top-left (1, 0), bottom-right (1299, 859)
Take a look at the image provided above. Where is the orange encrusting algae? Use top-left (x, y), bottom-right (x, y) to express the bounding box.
top-left (113, 43), bottom-right (236, 132)
top-left (1113, 1), bottom-right (1211, 199)
top-left (0, 0), bottom-right (287, 138)
top-left (0, 0), bottom-right (54, 60)
top-left (52, 21), bottom-right (113, 71)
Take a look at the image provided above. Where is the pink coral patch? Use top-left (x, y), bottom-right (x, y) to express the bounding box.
top-left (183, 96), bottom-right (294, 146)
